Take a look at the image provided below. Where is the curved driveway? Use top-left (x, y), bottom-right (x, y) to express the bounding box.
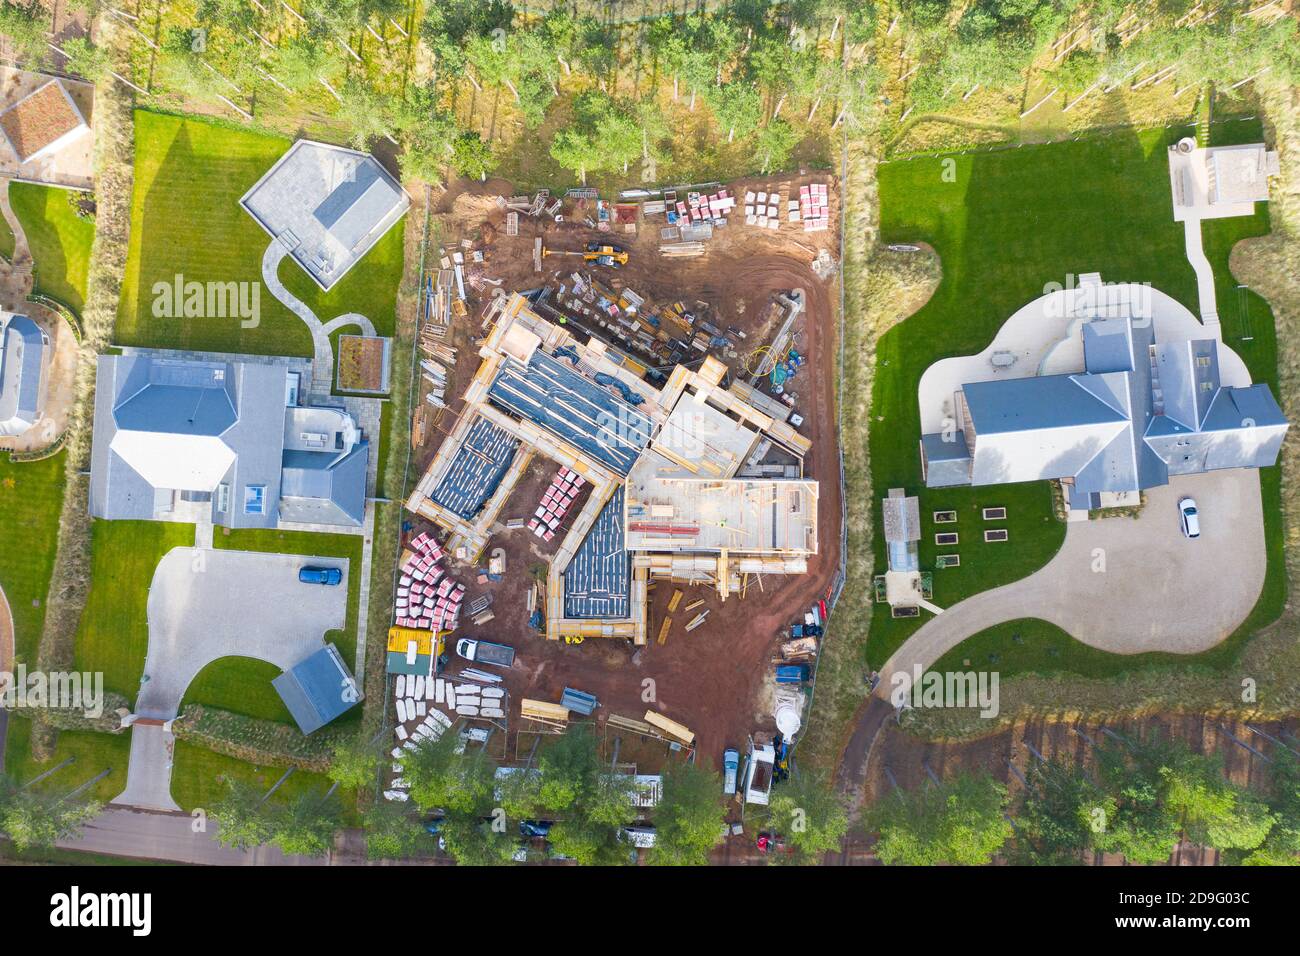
top-left (135, 547), bottom-right (349, 720)
top-left (877, 469), bottom-right (1265, 684)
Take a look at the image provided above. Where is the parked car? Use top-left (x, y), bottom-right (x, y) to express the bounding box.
top-left (455, 638), bottom-right (515, 667)
top-left (519, 819), bottom-right (554, 838)
top-left (423, 814), bottom-right (446, 835)
top-left (299, 566), bottom-right (342, 586)
top-left (1179, 497), bottom-right (1201, 539)
top-left (722, 748), bottom-right (739, 795)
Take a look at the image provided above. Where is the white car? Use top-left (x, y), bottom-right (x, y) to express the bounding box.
top-left (1179, 498), bottom-right (1200, 539)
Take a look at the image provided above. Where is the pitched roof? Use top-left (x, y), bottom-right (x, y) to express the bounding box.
top-left (0, 313), bottom-right (49, 435)
top-left (927, 315), bottom-right (1288, 505)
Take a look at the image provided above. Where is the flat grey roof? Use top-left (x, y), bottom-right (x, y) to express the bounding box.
top-left (240, 139), bottom-right (409, 291)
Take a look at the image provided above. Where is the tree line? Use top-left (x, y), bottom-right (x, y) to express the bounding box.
top-left (867, 730), bottom-right (1300, 865)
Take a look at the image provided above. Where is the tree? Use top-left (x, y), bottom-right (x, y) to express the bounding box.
top-left (868, 772), bottom-right (1012, 865)
top-left (364, 800), bottom-right (429, 860)
top-left (328, 736), bottom-right (382, 791)
top-left (1013, 758), bottom-right (1114, 865)
top-left (768, 770), bottom-right (850, 863)
top-left (401, 731), bottom-right (495, 814)
top-left (60, 37), bottom-right (111, 83)
top-left (548, 818), bottom-right (629, 866)
top-left (450, 131), bottom-right (496, 180)
top-left (337, 79), bottom-right (396, 149)
top-left (270, 792), bottom-right (341, 857)
top-left (210, 778), bottom-right (275, 850)
top-left (0, 773), bottom-right (102, 852)
top-left (651, 762), bottom-right (725, 866)
top-left (1163, 748), bottom-right (1275, 853)
top-left (1243, 750), bottom-right (1300, 865)
top-left (0, 1), bottom-right (50, 69)
top-left (755, 120), bottom-right (800, 174)
top-left (439, 815), bottom-right (517, 865)
top-left (1091, 735), bottom-right (1184, 864)
top-left (537, 724), bottom-right (600, 812)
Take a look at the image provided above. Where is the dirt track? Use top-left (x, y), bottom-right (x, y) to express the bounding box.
top-left (412, 175), bottom-right (844, 771)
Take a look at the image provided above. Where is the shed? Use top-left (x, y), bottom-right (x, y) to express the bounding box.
top-left (272, 643), bottom-right (360, 734)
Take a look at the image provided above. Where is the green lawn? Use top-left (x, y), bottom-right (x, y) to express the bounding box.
top-left (932, 618), bottom-right (1198, 680)
top-left (73, 520), bottom-right (195, 703)
top-left (213, 527), bottom-right (364, 671)
top-left (0, 198), bottom-right (13, 261)
top-left (2, 714), bottom-right (130, 803)
top-left (116, 109), bottom-right (404, 357)
top-left (872, 118), bottom-right (1283, 668)
top-left (180, 656), bottom-right (294, 724)
top-left (0, 453), bottom-right (66, 663)
top-left (9, 182), bottom-right (95, 313)
top-left (169, 739), bottom-right (354, 821)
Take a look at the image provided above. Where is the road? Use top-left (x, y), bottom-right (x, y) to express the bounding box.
top-left (57, 807), bottom-right (338, 865)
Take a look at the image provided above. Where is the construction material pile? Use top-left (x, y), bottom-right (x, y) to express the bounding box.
top-left (395, 531), bottom-right (465, 631)
top-left (529, 467), bottom-right (585, 542)
top-left (674, 187), bottom-right (735, 226)
top-left (800, 183), bottom-right (830, 232)
top-left (744, 189), bottom-right (783, 230)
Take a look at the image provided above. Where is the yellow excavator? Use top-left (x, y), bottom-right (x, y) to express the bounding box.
top-left (542, 242), bottom-right (629, 268)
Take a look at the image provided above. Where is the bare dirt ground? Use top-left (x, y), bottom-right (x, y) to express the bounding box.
top-left (404, 173), bottom-right (843, 771)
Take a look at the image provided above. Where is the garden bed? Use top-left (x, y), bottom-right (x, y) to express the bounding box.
top-left (336, 334), bottom-right (391, 394)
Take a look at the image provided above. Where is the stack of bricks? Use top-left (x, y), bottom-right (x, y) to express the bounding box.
top-left (800, 183), bottom-right (829, 232)
top-left (395, 531), bottom-right (465, 631)
top-left (527, 467), bottom-right (585, 543)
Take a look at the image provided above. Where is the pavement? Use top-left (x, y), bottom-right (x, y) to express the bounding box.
top-left (112, 547), bottom-right (348, 809)
top-left (57, 807), bottom-right (330, 865)
top-left (876, 468), bottom-right (1266, 683)
top-left (135, 547), bottom-right (349, 720)
top-left (260, 241), bottom-right (376, 399)
top-left (112, 723), bottom-right (180, 811)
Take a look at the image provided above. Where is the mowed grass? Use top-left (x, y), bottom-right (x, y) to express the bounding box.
top-left (116, 110), bottom-right (404, 357)
top-left (213, 527), bottom-right (363, 672)
top-left (932, 618), bottom-right (1192, 679)
top-left (179, 656), bottom-right (295, 724)
top-left (2, 714), bottom-right (131, 803)
top-left (871, 119), bottom-right (1283, 670)
top-left (9, 181), bottom-right (95, 312)
top-left (170, 739), bottom-right (356, 822)
top-left (73, 520), bottom-right (195, 704)
top-left (0, 453), bottom-right (66, 663)
top-left (0, 199), bottom-right (13, 261)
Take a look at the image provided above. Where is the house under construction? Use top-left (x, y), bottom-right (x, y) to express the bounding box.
top-left (406, 292), bottom-right (818, 645)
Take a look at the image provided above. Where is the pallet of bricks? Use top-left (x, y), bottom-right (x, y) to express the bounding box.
top-left (395, 531), bottom-right (465, 631)
top-left (743, 189), bottom-right (782, 230)
top-left (800, 183), bottom-right (829, 232)
top-left (529, 467), bottom-right (585, 542)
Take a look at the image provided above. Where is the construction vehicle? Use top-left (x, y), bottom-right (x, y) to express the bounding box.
top-left (540, 243), bottom-right (628, 269)
top-left (584, 242), bottom-right (628, 267)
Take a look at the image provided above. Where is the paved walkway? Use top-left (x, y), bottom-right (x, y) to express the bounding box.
top-left (260, 242), bottom-right (376, 399)
top-left (876, 469), bottom-right (1266, 685)
top-left (113, 722), bottom-right (180, 811)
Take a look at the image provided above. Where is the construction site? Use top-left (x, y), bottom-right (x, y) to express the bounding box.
top-left (385, 171), bottom-right (843, 794)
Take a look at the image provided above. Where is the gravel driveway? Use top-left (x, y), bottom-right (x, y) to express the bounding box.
top-left (877, 469), bottom-right (1266, 685)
